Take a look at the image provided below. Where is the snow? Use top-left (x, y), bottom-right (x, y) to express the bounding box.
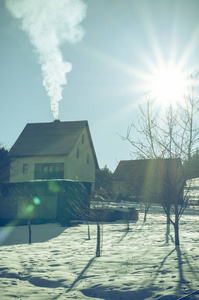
top-left (0, 205), bottom-right (199, 300)
top-left (185, 178), bottom-right (199, 204)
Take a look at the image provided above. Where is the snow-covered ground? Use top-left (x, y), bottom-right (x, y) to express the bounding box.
top-left (0, 205), bottom-right (199, 300)
top-left (185, 178), bottom-right (199, 205)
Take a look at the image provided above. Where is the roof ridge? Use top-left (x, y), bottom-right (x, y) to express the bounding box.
top-left (26, 120), bottom-right (88, 126)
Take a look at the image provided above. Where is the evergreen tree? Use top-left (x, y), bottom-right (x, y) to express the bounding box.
top-left (95, 166), bottom-right (113, 199)
top-left (184, 149), bottom-right (199, 179)
top-left (0, 146), bottom-right (10, 182)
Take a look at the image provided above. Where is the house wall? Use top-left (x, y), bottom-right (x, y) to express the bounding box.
top-left (9, 127), bottom-right (97, 190)
top-left (9, 156), bottom-right (68, 182)
top-left (0, 181), bottom-right (91, 224)
top-left (16, 195), bottom-right (58, 219)
top-left (67, 127), bottom-right (96, 189)
top-left (113, 181), bottom-right (130, 198)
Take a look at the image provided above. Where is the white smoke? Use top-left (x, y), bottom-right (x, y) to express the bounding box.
top-left (5, 0), bottom-right (86, 120)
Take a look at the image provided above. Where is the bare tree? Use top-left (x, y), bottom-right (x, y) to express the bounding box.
top-left (60, 180), bottom-right (109, 257)
top-left (122, 78), bottom-right (199, 246)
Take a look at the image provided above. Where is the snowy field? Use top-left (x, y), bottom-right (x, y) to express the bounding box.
top-left (0, 205), bottom-right (199, 300)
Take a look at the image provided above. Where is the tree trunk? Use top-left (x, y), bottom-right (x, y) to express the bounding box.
top-left (143, 203), bottom-right (150, 223)
top-left (143, 212), bottom-right (147, 223)
top-left (166, 213), bottom-right (170, 244)
top-left (96, 223), bottom-right (100, 257)
top-left (126, 218), bottom-right (130, 231)
top-left (28, 220), bottom-right (31, 244)
top-left (174, 201), bottom-right (180, 246)
top-left (176, 246), bottom-right (185, 283)
top-left (87, 224), bottom-right (90, 240)
top-left (174, 221), bottom-right (180, 246)
top-left (124, 211), bottom-right (130, 230)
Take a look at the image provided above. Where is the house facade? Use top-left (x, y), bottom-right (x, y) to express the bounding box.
top-left (8, 120), bottom-right (98, 189)
top-left (0, 120), bottom-right (99, 224)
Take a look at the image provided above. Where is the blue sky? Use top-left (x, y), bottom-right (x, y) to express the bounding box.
top-left (1, 0), bottom-right (199, 171)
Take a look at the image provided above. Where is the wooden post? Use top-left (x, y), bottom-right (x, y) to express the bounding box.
top-left (28, 220), bottom-right (31, 244)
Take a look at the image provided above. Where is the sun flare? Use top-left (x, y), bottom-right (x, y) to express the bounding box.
top-left (147, 64), bottom-right (188, 108)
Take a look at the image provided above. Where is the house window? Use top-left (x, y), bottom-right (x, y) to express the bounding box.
top-left (34, 163), bottom-right (64, 179)
top-left (76, 148), bottom-right (79, 159)
top-left (42, 165), bottom-right (54, 174)
top-left (23, 164), bottom-right (28, 174)
top-left (82, 134), bottom-right (84, 144)
top-left (87, 154), bottom-right (90, 164)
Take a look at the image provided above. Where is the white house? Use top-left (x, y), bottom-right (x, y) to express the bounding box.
top-left (8, 120), bottom-right (99, 191)
top-left (0, 120), bottom-right (99, 223)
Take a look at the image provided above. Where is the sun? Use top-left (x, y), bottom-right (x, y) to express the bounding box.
top-left (147, 63), bottom-right (188, 109)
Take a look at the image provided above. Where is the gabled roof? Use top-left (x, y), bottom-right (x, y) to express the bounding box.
top-left (113, 158), bottom-right (182, 182)
top-left (9, 120), bottom-right (99, 168)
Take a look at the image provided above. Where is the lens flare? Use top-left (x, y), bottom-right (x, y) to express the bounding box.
top-left (0, 220), bottom-right (18, 246)
top-left (26, 204), bottom-right (34, 213)
top-left (33, 197), bottom-right (41, 205)
top-left (48, 181), bottom-right (60, 193)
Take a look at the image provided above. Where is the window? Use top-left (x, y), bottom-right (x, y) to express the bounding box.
top-left (82, 134), bottom-right (84, 144)
top-left (34, 163), bottom-right (64, 179)
top-left (43, 165), bottom-right (48, 173)
top-left (23, 164), bottom-right (28, 174)
top-left (76, 148), bottom-right (79, 159)
top-left (42, 165), bottom-right (54, 174)
top-left (87, 154), bottom-right (90, 164)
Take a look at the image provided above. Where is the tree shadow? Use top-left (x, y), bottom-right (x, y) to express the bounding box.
top-left (0, 223), bottom-right (67, 246)
top-left (67, 256), bottom-right (95, 293)
top-left (149, 245), bottom-right (198, 298)
top-left (81, 286), bottom-right (154, 300)
top-left (175, 246), bottom-right (199, 294)
top-left (116, 228), bottom-right (131, 244)
top-left (149, 247), bottom-right (176, 284)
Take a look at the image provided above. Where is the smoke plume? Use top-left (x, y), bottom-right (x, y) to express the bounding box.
top-left (6, 0), bottom-right (86, 120)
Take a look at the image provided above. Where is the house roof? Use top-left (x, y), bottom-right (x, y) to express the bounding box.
top-left (113, 158), bottom-right (182, 182)
top-left (9, 120), bottom-right (99, 168)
